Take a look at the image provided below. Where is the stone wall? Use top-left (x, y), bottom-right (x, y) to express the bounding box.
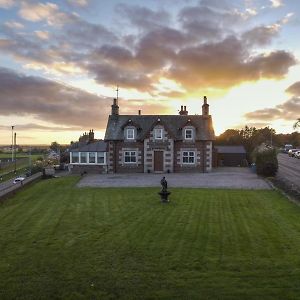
top-left (70, 164), bottom-right (107, 174)
top-left (144, 125), bottom-right (174, 173)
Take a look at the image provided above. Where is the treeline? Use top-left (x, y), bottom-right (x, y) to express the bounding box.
top-left (216, 126), bottom-right (300, 155)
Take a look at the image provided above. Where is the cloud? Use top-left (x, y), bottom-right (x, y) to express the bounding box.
top-left (0, 67), bottom-right (111, 129)
top-left (0, 1), bottom-right (296, 95)
top-left (0, 123), bottom-right (82, 132)
top-left (0, 0), bottom-right (15, 9)
top-left (34, 30), bottom-right (50, 40)
top-left (4, 21), bottom-right (24, 29)
top-left (241, 25), bottom-right (279, 46)
top-left (286, 81), bottom-right (300, 96)
top-left (115, 4), bottom-right (171, 31)
top-left (168, 37), bottom-right (296, 89)
top-left (67, 0), bottom-right (89, 7)
top-left (270, 0), bottom-right (283, 8)
top-left (18, 2), bottom-right (71, 26)
top-left (245, 81), bottom-right (300, 123)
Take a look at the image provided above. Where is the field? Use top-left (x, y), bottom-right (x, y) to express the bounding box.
top-left (0, 154), bottom-right (44, 180)
top-left (1, 177), bottom-right (300, 299)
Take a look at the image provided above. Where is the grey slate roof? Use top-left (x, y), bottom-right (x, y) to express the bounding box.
top-left (215, 146), bottom-right (246, 154)
top-left (70, 140), bottom-right (107, 152)
top-left (104, 115), bottom-right (215, 141)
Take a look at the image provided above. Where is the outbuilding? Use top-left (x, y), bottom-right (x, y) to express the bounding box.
top-left (215, 145), bottom-right (247, 167)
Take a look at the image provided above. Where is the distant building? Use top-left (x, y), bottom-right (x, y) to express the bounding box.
top-left (215, 145), bottom-right (247, 167)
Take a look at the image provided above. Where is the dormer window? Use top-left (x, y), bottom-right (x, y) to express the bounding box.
top-left (155, 128), bottom-right (163, 139)
top-left (185, 129), bottom-right (193, 140)
top-left (127, 128), bottom-right (135, 139)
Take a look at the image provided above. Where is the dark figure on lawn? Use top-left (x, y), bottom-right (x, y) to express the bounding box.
top-left (161, 176), bottom-right (168, 192)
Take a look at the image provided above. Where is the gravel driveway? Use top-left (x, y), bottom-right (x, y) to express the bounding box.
top-left (77, 167), bottom-right (271, 189)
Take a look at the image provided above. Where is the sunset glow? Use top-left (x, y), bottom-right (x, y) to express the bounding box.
top-left (0, 0), bottom-right (299, 144)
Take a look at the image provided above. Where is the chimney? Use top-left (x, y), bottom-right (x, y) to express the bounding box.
top-left (202, 96), bottom-right (209, 116)
top-left (88, 129), bottom-right (94, 142)
top-left (179, 105), bottom-right (188, 115)
top-left (111, 98), bottom-right (119, 116)
top-left (138, 110), bottom-right (141, 115)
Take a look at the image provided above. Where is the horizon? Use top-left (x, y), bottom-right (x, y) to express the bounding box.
top-left (0, 0), bottom-right (299, 144)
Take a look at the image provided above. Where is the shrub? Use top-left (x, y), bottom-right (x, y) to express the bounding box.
top-left (253, 146), bottom-right (278, 177)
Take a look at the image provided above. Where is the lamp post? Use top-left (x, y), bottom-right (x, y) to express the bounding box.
top-left (14, 132), bottom-right (17, 174)
top-left (11, 126), bottom-right (14, 162)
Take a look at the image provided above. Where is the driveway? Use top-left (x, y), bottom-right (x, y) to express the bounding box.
top-left (77, 167), bottom-right (271, 189)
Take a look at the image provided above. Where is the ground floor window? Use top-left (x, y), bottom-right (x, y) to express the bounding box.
top-left (182, 151), bottom-right (195, 164)
top-left (72, 152), bottom-right (79, 163)
top-left (97, 152), bottom-right (105, 164)
top-left (80, 152), bottom-right (87, 163)
top-left (124, 151), bottom-right (137, 163)
top-left (89, 152), bottom-right (96, 163)
top-left (71, 151), bottom-right (106, 164)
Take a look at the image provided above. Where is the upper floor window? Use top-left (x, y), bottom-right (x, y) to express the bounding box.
top-left (127, 128), bottom-right (135, 139)
top-left (154, 128), bottom-right (163, 139)
top-left (185, 129), bottom-right (193, 140)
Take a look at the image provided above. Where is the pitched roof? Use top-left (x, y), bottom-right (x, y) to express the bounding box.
top-left (215, 145), bottom-right (246, 154)
top-left (104, 115), bottom-right (215, 141)
top-left (70, 140), bottom-right (107, 152)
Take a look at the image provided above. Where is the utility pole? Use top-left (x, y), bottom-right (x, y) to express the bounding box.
top-left (14, 132), bottom-right (17, 174)
top-left (29, 147), bottom-right (32, 175)
top-left (11, 126), bottom-right (14, 162)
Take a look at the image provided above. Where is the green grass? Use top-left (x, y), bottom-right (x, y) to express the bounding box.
top-left (1, 177), bottom-right (300, 299)
top-left (0, 153), bottom-right (43, 159)
top-left (0, 154), bottom-right (44, 179)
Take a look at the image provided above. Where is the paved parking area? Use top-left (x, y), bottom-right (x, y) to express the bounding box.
top-left (77, 167), bottom-right (271, 189)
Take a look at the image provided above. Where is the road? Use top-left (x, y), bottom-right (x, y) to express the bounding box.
top-left (277, 153), bottom-right (300, 190)
top-left (0, 178), bottom-right (17, 191)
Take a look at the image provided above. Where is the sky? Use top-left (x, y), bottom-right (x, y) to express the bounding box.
top-left (0, 0), bottom-right (299, 145)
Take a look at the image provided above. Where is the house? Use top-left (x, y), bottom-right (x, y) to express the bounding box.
top-left (68, 130), bottom-right (108, 174)
top-left (69, 96), bottom-right (215, 174)
top-left (214, 145), bottom-right (247, 167)
top-left (105, 96), bottom-right (215, 173)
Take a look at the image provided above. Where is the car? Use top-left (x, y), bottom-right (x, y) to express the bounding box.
top-left (295, 151), bottom-right (300, 159)
top-left (288, 149), bottom-right (300, 157)
top-left (13, 176), bottom-right (25, 184)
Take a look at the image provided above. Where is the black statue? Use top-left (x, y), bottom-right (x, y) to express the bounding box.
top-left (160, 176), bottom-right (168, 191)
top-left (159, 176), bottom-right (171, 203)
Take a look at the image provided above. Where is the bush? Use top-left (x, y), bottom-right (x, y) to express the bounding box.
top-left (254, 147), bottom-right (278, 177)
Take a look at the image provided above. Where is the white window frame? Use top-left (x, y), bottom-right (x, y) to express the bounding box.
top-left (71, 152), bottom-right (79, 163)
top-left (124, 151), bottom-right (137, 163)
top-left (127, 128), bottom-right (135, 140)
top-left (88, 152), bottom-right (96, 164)
top-left (96, 152), bottom-right (106, 165)
top-left (154, 128), bottom-right (163, 140)
top-left (182, 151), bottom-right (195, 164)
top-left (80, 152), bottom-right (87, 164)
top-left (185, 129), bottom-right (193, 140)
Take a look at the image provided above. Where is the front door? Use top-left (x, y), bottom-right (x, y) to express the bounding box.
top-left (154, 151), bottom-right (164, 172)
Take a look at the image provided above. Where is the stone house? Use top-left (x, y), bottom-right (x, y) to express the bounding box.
top-left (69, 130), bottom-right (108, 174)
top-left (69, 96), bottom-right (215, 174)
top-left (104, 96), bottom-right (215, 173)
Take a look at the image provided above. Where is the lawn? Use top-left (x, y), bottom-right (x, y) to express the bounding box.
top-left (1, 177), bottom-right (300, 299)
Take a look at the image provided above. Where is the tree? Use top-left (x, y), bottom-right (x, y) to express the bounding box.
top-left (293, 118), bottom-right (300, 130)
top-left (50, 141), bottom-right (61, 153)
